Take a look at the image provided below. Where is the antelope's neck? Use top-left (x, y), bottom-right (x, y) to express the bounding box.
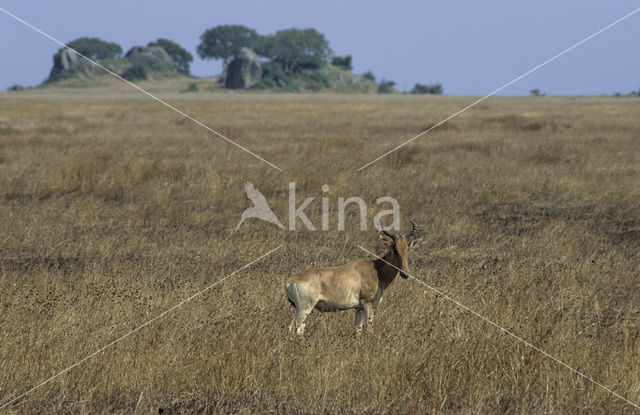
top-left (374, 250), bottom-right (402, 289)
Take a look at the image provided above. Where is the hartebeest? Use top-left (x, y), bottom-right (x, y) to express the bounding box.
top-left (285, 219), bottom-right (422, 336)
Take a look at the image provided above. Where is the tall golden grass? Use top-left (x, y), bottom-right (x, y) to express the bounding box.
top-left (1, 89), bottom-right (640, 413)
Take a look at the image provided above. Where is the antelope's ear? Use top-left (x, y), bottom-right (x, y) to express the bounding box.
top-left (409, 238), bottom-right (423, 247)
top-left (379, 234), bottom-right (394, 246)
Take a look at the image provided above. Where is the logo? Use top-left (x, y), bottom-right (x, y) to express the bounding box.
top-left (236, 182), bottom-right (400, 232)
top-left (236, 182), bottom-right (285, 231)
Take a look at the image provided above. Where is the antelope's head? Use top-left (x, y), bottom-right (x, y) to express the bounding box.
top-left (379, 219), bottom-right (422, 279)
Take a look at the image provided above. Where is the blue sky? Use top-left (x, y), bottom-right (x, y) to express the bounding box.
top-left (1, 1), bottom-right (638, 95)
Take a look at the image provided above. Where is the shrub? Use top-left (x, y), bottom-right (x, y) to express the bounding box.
top-left (183, 82), bottom-right (199, 92)
top-left (251, 61), bottom-right (296, 91)
top-left (303, 70), bottom-right (330, 91)
top-left (410, 83), bottom-right (443, 94)
top-left (362, 71), bottom-right (376, 81)
top-left (331, 55), bottom-right (352, 71)
top-left (377, 80), bottom-right (395, 94)
top-left (7, 84), bottom-right (25, 91)
top-left (121, 65), bottom-right (148, 81)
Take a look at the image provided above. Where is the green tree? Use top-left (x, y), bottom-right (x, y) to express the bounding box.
top-left (377, 80), bottom-right (396, 94)
top-left (410, 83), bottom-right (443, 94)
top-left (255, 28), bottom-right (331, 75)
top-left (250, 61), bottom-right (296, 91)
top-left (362, 71), bottom-right (376, 81)
top-left (148, 38), bottom-right (193, 75)
top-left (303, 70), bottom-right (330, 91)
top-left (62, 37), bottom-right (122, 61)
top-left (331, 55), bottom-right (352, 71)
top-left (197, 25), bottom-right (259, 68)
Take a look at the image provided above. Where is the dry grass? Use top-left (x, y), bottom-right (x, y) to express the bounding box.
top-left (1, 90), bottom-right (640, 414)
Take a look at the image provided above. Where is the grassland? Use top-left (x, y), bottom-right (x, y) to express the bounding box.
top-left (1, 89), bottom-right (639, 414)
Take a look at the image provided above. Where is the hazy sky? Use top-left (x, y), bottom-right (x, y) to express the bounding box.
top-left (1, 1), bottom-right (638, 95)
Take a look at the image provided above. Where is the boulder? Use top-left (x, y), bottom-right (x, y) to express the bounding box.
top-left (125, 46), bottom-right (173, 65)
top-left (124, 46), bottom-right (176, 73)
top-left (225, 48), bottom-right (262, 89)
top-left (48, 49), bottom-right (93, 81)
top-left (56, 49), bottom-right (78, 70)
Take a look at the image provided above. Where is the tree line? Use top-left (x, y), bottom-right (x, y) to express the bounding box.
top-left (42, 25), bottom-right (443, 93)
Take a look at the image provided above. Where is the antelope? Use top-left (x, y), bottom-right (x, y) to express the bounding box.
top-left (284, 219), bottom-right (422, 336)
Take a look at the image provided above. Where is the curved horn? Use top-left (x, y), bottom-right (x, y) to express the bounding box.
top-left (403, 218), bottom-right (418, 239)
top-left (380, 220), bottom-right (397, 240)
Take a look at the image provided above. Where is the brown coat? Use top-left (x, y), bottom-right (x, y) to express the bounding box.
top-left (285, 230), bottom-right (421, 336)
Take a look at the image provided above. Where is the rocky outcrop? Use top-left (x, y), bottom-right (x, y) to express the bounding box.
top-left (48, 49), bottom-right (93, 81)
top-left (225, 48), bottom-right (262, 89)
top-left (55, 49), bottom-right (78, 71)
top-left (45, 43), bottom-right (180, 85)
top-left (124, 46), bottom-right (175, 72)
top-left (125, 46), bottom-right (173, 65)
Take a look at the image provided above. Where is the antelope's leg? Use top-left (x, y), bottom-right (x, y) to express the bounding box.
top-left (372, 293), bottom-right (382, 309)
top-left (293, 306), bottom-right (314, 336)
top-left (363, 302), bottom-right (374, 332)
top-left (289, 313), bottom-right (296, 333)
top-left (355, 309), bottom-right (364, 335)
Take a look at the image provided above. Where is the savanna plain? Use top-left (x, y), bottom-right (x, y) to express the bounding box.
top-left (1, 88), bottom-right (640, 414)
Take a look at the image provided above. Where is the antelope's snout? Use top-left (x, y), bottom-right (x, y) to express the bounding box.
top-left (400, 249), bottom-right (410, 279)
top-left (400, 261), bottom-right (410, 279)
